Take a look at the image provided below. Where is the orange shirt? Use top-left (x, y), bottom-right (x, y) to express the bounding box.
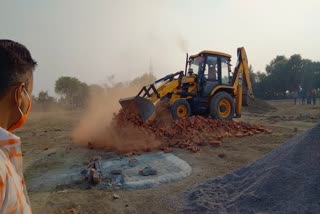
top-left (0, 127), bottom-right (32, 213)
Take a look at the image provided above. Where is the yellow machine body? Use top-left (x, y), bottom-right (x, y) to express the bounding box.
top-left (119, 47), bottom-right (254, 121)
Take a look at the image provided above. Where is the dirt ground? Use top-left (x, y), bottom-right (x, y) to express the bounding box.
top-left (15, 99), bottom-right (320, 214)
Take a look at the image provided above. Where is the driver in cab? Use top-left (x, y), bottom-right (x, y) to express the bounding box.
top-left (208, 64), bottom-right (217, 81)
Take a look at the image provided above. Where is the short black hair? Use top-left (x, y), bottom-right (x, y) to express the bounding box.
top-left (0, 40), bottom-right (37, 96)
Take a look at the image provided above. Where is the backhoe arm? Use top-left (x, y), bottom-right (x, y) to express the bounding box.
top-left (233, 47), bottom-right (255, 117)
top-left (239, 47), bottom-right (254, 101)
top-left (119, 71), bottom-right (183, 121)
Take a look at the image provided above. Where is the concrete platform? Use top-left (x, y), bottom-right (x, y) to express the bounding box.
top-left (28, 151), bottom-right (192, 191)
top-left (102, 152), bottom-right (192, 189)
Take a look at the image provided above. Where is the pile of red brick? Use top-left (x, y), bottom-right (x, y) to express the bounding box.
top-left (113, 109), bottom-right (272, 153)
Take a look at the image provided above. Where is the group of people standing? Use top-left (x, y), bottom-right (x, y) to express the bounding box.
top-left (293, 86), bottom-right (318, 105)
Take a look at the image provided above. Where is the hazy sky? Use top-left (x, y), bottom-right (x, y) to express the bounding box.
top-left (1, 0), bottom-right (320, 96)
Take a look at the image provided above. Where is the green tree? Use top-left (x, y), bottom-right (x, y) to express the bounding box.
top-left (253, 54), bottom-right (320, 99)
top-left (55, 76), bottom-right (89, 109)
top-left (249, 64), bottom-right (257, 85)
top-left (265, 55), bottom-right (289, 96)
top-left (55, 77), bottom-right (82, 98)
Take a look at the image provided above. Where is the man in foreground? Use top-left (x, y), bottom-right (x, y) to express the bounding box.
top-left (0, 40), bottom-right (37, 213)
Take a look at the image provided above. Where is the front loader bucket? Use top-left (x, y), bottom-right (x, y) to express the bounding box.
top-left (119, 96), bottom-right (155, 122)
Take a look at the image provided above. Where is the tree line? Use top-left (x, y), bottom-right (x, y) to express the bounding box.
top-left (251, 54), bottom-right (320, 99)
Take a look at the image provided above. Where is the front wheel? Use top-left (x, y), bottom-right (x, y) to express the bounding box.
top-left (210, 92), bottom-right (235, 120)
top-left (171, 99), bottom-right (191, 120)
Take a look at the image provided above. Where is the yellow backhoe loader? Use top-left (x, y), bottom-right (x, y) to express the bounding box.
top-left (119, 47), bottom-right (254, 121)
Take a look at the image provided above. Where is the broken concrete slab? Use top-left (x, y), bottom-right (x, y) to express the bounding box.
top-left (99, 151), bottom-right (192, 189)
top-left (27, 151), bottom-right (192, 191)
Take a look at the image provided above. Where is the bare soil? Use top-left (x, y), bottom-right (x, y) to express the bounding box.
top-left (16, 99), bottom-right (320, 214)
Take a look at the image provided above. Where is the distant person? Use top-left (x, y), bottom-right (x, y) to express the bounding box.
top-left (312, 88), bottom-right (317, 105)
top-left (293, 90), bottom-right (298, 105)
top-left (298, 86), bottom-right (303, 104)
top-left (0, 40), bottom-right (36, 213)
top-left (301, 88), bottom-right (306, 104)
top-left (298, 85), bottom-right (302, 94)
top-left (306, 90), bottom-right (311, 104)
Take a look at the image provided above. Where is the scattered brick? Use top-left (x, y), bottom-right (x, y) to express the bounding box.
top-left (103, 109), bottom-right (273, 153)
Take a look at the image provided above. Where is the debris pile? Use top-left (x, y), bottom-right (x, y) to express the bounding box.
top-left (181, 123), bottom-right (320, 213)
top-left (242, 98), bottom-right (276, 114)
top-left (81, 156), bottom-right (103, 185)
top-left (109, 109), bottom-right (272, 153)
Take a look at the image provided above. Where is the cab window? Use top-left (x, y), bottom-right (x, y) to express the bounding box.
top-left (221, 57), bottom-right (231, 85)
top-left (205, 56), bottom-right (218, 81)
top-left (189, 56), bottom-right (205, 75)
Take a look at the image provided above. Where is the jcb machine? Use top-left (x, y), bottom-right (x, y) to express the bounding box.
top-left (119, 47), bottom-right (254, 121)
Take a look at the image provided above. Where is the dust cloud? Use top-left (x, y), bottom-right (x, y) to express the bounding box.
top-left (72, 85), bottom-right (161, 153)
top-left (71, 31), bottom-right (189, 153)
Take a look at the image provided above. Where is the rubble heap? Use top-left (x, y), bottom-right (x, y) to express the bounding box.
top-left (81, 156), bottom-right (103, 185)
top-left (109, 109), bottom-right (272, 153)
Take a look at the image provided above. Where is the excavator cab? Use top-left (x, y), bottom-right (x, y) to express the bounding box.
top-left (188, 51), bottom-right (233, 96)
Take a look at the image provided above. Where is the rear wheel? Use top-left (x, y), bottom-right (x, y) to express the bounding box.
top-left (210, 92), bottom-right (235, 120)
top-left (171, 99), bottom-right (191, 120)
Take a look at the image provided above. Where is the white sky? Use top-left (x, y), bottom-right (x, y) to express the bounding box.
top-left (1, 0), bottom-right (320, 96)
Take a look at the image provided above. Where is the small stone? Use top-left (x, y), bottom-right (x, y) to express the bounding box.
top-left (163, 147), bottom-right (173, 153)
top-left (218, 153), bottom-right (225, 158)
top-left (125, 151), bottom-right (135, 157)
top-left (66, 208), bottom-right (78, 214)
top-left (48, 152), bottom-right (56, 157)
top-left (92, 173), bottom-right (101, 185)
top-left (113, 193), bottom-right (120, 199)
top-left (209, 141), bottom-right (222, 146)
top-left (128, 158), bottom-right (138, 167)
top-left (265, 129), bottom-right (273, 134)
top-left (111, 170), bottom-right (122, 175)
top-left (139, 166), bottom-right (157, 176)
top-left (235, 133), bottom-right (245, 138)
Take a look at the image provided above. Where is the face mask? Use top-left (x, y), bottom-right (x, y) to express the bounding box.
top-left (8, 88), bottom-right (32, 131)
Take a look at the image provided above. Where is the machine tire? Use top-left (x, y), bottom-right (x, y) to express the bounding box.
top-left (210, 92), bottom-right (235, 120)
top-left (171, 99), bottom-right (191, 120)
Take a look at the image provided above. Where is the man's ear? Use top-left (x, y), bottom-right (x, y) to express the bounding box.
top-left (15, 83), bottom-right (26, 107)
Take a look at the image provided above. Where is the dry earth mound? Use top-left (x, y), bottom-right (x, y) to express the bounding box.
top-left (243, 98), bottom-right (276, 114)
